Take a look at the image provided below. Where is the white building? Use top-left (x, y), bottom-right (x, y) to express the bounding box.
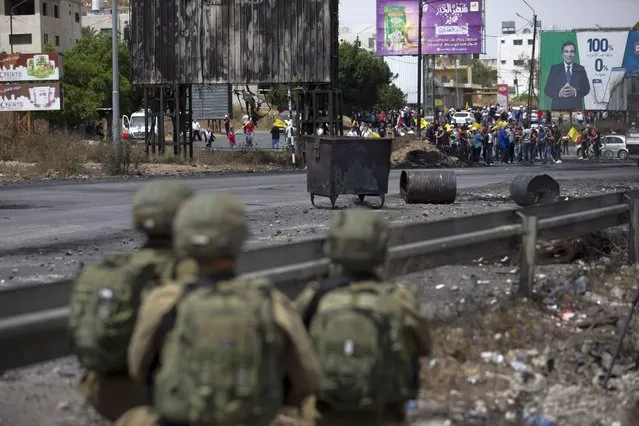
top-left (339, 25), bottom-right (376, 51)
top-left (82, 0), bottom-right (129, 40)
top-left (497, 21), bottom-right (540, 97)
top-left (0, 0), bottom-right (83, 53)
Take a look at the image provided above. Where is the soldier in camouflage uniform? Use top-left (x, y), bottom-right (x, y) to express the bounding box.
top-left (117, 193), bottom-right (321, 426)
top-left (295, 209), bottom-right (433, 426)
top-left (73, 181), bottom-right (196, 422)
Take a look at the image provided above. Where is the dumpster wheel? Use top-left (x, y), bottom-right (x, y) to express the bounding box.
top-left (358, 194), bottom-right (385, 209)
top-left (310, 194), bottom-right (339, 209)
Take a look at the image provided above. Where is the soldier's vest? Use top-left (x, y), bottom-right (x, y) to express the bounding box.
top-left (150, 276), bottom-right (282, 426)
top-left (305, 278), bottom-right (416, 412)
top-left (69, 248), bottom-right (195, 374)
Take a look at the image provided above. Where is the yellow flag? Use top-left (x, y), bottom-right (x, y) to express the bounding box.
top-left (568, 127), bottom-right (580, 142)
top-left (273, 118), bottom-right (288, 128)
top-left (471, 122), bottom-right (481, 130)
top-left (413, 117), bottom-right (429, 128)
top-left (465, 101), bottom-right (469, 110)
top-left (369, 132), bottom-right (381, 138)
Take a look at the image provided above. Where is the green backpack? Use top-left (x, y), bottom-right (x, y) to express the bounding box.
top-left (151, 277), bottom-right (282, 425)
top-left (68, 249), bottom-right (178, 374)
top-left (307, 280), bottom-right (414, 412)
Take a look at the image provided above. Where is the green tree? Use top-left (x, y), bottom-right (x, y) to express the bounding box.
top-left (470, 59), bottom-right (497, 88)
top-left (338, 41), bottom-right (404, 112)
top-left (633, 21), bottom-right (639, 31)
top-left (39, 31), bottom-right (140, 126)
top-left (376, 84), bottom-right (406, 111)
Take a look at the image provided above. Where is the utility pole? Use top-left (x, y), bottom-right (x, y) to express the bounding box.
top-left (526, 14), bottom-right (538, 123)
top-left (454, 55), bottom-right (460, 108)
top-left (9, 0), bottom-right (27, 54)
top-left (111, 0), bottom-right (120, 144)
top-left (417, 0), bottom-right (423, 139)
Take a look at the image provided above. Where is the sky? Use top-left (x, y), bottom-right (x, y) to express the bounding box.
top-left (339, 0), bottom-right (639, 58)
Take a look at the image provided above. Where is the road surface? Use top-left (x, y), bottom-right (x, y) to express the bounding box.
top-left (2, 162), bottom-right (637, 255)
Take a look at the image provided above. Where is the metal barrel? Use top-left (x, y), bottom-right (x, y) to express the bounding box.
top-left (400, 170), bottom-right (457, 204)
top-left (510, 174), bottom-right (560, 207)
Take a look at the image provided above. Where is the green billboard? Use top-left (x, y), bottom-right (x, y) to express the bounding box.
top-left (539, 30), bottom-right (639, 111)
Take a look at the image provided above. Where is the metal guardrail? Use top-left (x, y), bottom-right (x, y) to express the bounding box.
top-left (1, 191), bottom-right (638, 373)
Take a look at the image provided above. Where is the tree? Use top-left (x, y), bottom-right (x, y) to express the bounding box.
top-left (470, 59), bottom-right (497, 88)
top-left (376, 84), bottom-right (406, 111)
top-left (634, 21), bottom-right (639, 31)
top-left (38, 31), bottom-right (141, 126)
top-left (338, 41), bottom-right (404, 112)
top-left (513, 53), bottom-right (540, 98)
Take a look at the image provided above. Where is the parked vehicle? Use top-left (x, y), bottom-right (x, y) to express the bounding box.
top-left (122, 110), bottom-right (158, 141)
top-left (451, 112), bottom-right (475, 129)
top-left (576, 134), bottom-right (629, 160)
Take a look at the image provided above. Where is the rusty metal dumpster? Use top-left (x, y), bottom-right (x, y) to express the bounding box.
top-left (305, 136), bottom-right (392, 209)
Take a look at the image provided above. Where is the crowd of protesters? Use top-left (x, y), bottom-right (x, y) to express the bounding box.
top-left (347, 105), bottom-right (605, 166)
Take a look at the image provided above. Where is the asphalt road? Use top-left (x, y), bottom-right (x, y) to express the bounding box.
top-left (2, 162), bottom-right (638, 256)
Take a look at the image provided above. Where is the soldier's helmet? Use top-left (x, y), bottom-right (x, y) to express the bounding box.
top-left (132, 181), bottom-right (194, 237)
top-left (324, 209), bottom-right (390, 271)
top-left (173, 193), bottom-right (249, 260)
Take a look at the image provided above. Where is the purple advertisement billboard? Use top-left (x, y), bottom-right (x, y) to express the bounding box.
top-left (376, 0), bottom-right (484, 56)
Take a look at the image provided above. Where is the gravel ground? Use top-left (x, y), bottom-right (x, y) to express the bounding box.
top-left (2, 177), bottom-right (639, 426)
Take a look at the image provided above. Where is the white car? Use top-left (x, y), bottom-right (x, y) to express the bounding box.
top-left (578, 134), bottom-right (628, 160)
top-left (451, 112), bottom-right (475, 129)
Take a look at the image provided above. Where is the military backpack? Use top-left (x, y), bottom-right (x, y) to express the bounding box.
top-left (306, 278), bottom-right (415, 412)
top-left (151, 276), bottom-right (282, 426)
top-left (69, 249), bottom-right (181, 374)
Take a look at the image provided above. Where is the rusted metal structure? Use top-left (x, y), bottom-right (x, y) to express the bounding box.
top-left (510, 174), bottom-right (560, 207)
top-left (400, 170), bottom-right (457, 205)
top-left (129, 0), bottom-right (341, 157)
top-left (305, 136), bottom-right (392, 209)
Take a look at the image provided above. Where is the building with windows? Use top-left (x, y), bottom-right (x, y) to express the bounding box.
top-left (0, 0), bottom-right (83, 53)
top-left (82, 0), bottom-right (129, 40)
top-left (497, 20), bottom-right (540, 97)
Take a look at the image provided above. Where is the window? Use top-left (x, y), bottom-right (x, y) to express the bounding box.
top-left (55, 35), bottom-right (60, 46)
top-left (513, 39), bottom-right (523, 45)
top-left (53, 4), bottom-right (58, 18)
top-left (100, 28), bottom-right (113, 36)
top-left (4, 0), bottom-right (35, 15)
top-left (514, 59), bottom-right (525, 66)
top-left (75, 12), bottom-right (79, 22)
top-left (528, 39), bottom-right (534, 45)
top-left (43, 33), bottom-right (48, 44)
top-left (9, 33), bottom-right (32, 45)
top-left (500, 60), bottom-right (507, 65)
top-left (42, 2), bottom-right (47, 15)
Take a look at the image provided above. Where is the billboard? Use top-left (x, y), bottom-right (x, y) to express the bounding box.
top-left (376, 0), bottom-right (483, 56)
top-left (497, 84), bottom-right (509, 109)
top-left (0, 83), bottom-right (62, 112)
top-left (0, 53), bottom-right (62, 82)
top-left (540, 31), bottom-right (639, 111)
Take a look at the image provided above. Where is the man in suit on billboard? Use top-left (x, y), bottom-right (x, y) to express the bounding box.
top-left (544, 41), bottom-right (590, 110)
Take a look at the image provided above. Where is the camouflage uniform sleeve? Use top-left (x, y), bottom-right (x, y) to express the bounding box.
top-left (393, 284), bottom-right (433, 357)
top-left (291, 281), bottom-right (320, 316)
top-left (127, 282), bottom-right (182, 382)
top-left (272, 289), bottom-right (321, 407)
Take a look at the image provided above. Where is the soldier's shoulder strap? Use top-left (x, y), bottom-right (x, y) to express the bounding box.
top-left (301, 276), bottom-right (353, 328)
top-left (143, 272), bottom-right (235, 393)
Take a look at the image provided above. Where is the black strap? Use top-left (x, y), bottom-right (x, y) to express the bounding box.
top-left (143, 272), bottom-right (236, 396)
top-left (302, 276), bottom-right (358, 328)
